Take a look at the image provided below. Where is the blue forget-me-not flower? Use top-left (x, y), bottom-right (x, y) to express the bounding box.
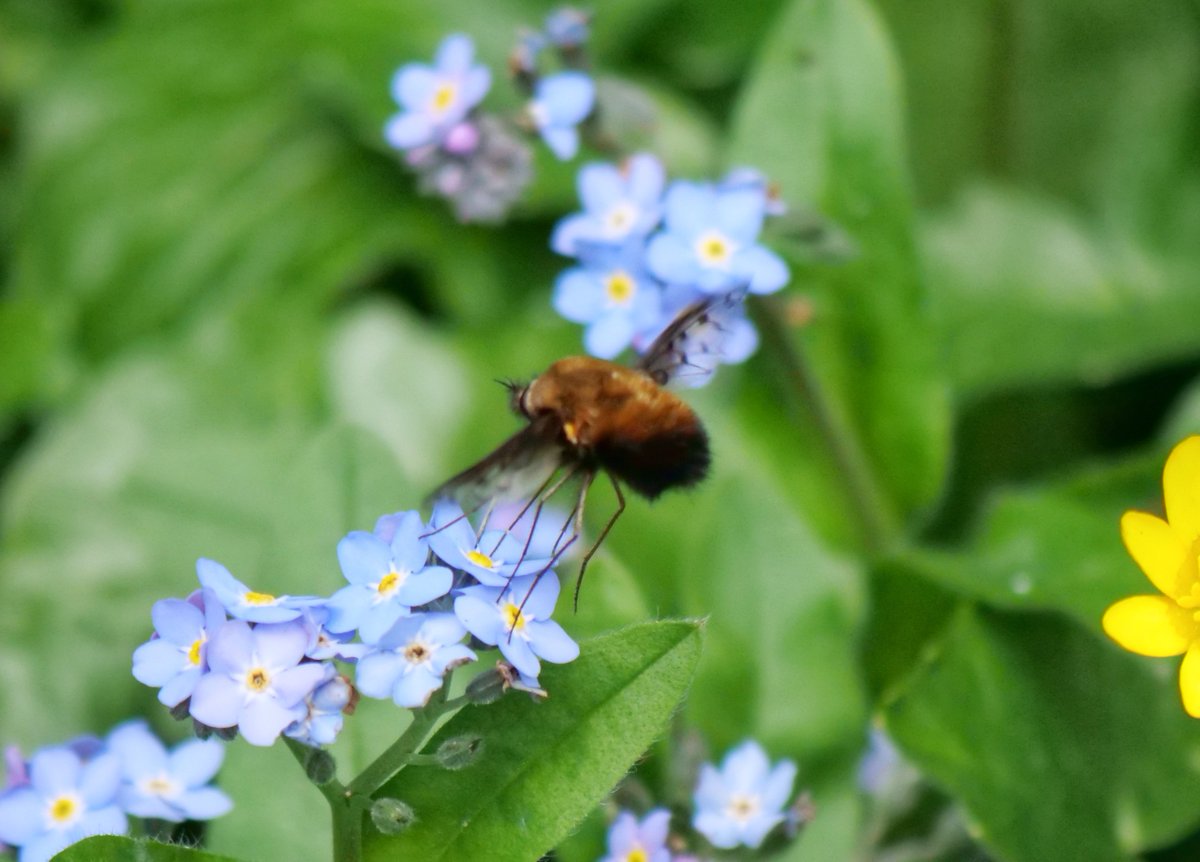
top-left (454, 573), bottom-right (579, 681)
top-left (196, 558), bottom-right (321, 624)
top-left (553, 240), bottom-right (663, 359)
top-left (0, 747), bottom-right (126, 862)
top-left (323, 510), bottom-right (453, 644)
top-left (105, 720), bottom-right (231, 823)
top-left (385, 34), bottom-right (492, 151)
top-left (647, 180), bottom-right (789, 295)
top-left (285, 666), bottom-right (355, 748)
top-left (527, 71), bottom-right (595, 160)
top-left (188, 620), bottom-right (327, 747)
top-left (692, 739), bottom-right (797, 849)
top-left (551, 153), bottom-right (665, 256)
top-left (428, 499), bottom-right (555, 587)
top-left (600, 808), bottom-right (673, 862)
top-left (132, 588), bottom-right (226, 708)
top-left (356, 612), bottom-right (476, 708)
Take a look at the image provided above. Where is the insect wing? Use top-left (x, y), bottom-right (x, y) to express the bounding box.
top-left (428, 420), bottom-right (563, 512)
top-left (637, 290), bottom-right (753, 388)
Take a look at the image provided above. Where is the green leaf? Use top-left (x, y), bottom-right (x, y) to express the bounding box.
top-left (364, 620), bottom-right (704, 862)
top-left (895, 447), bottom-right (1163, 634)
top-left (53, 836), bottom-right (240, 862)
top-left (728, 0), bottom-right (950, 535)
top-left (885, 607), bottom-right (1200, 861)
top-left (924, 185), bottom-right (1200, 396)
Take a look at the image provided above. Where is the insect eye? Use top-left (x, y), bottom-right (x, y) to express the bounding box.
top-left (508, 383), bottom-right (531, 416)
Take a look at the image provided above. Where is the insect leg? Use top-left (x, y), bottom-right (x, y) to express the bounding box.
top-left (573, 474), bottom-right (626, 611)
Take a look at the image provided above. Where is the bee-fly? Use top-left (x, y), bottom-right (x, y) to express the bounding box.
top-left (431, 291), bottom-right (743, 607)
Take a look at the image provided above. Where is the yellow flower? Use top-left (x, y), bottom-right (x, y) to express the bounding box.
top-left (1103, 435), bottom-right (1200, 717)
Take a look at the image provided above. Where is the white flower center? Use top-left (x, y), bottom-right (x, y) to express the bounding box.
top-left (725, 792), bottom-right (761, 824)
top-left (603, 202), bottom-right (638, 237)
top-left (139, 772), bottom-right (182, 800)
top-left (403, 637), bottom-right (435, 668)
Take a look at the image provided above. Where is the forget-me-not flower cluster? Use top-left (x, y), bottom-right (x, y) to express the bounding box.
top-left (0, 722), bottom-right (230, 862)
top-left (383, 13), bottom-right (597, 222)
top-left (132, 502), bottom-right (579, 752)
top-left (550, 153), bottom-right (790, 379)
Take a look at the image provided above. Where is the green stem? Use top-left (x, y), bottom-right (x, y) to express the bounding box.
top-left (284, 737), bottom-right (361, 862)
top-left (346, 685), bottom-right (470, 797)
top-left (753, 297), bottom-right (898, 552)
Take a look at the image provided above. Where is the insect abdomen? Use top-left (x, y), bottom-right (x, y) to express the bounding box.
top-left (594, 415), bottom-right (710, 499)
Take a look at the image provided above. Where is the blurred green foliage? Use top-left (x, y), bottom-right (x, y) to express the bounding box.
top-left (1, 0), bottom-right (1199, 860)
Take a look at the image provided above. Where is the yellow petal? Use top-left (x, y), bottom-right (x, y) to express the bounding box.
top-left (1102, 595), bottom-right (1195, 657)
top-left (1163, 436), bottom-right (1200, 540)
top-left (1121, 510), bottom-right (1191, 598)
top-left (1180, 642), bottom-right (1200, 718)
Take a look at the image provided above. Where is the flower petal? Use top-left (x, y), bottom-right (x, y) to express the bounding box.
top-left (537, 72), bottom-right (595, 125)
top-left (175, 786), bottom-right (233, 820)
top-left (732, 244), bottom-right (789, 294)
top-left (554, 268), bottom-right (604, 322)
top-left (585, 314), bottom-right (634, 359)
top-left (578, 162), bottom-right (622, 213)
top-left (385, 112), bottom-right (434, 150)
top-left (1102, 595), bottom-right (1195, 656)
top-left (435, 33), bottom-right (475, 74)
top-left (0, 788), bottom-right (41, 844)
top-left (151, 599), bottom-right (204, 645)
top-left (541, 125), bottom-right (580, 160)
top-left (168, 739), bottom-right (225, 788)
top-left (1165, 437), bottom-right (1200, 539)
top-left (526, 620), bottom-right (579, 664)
top-left (1181, 640), bottom-right (1200, 717)
top-left (337, 532), bottom-right (391, 586)
top-left (392, 64), bottom-right (436, 109)
top-left (646, 233), bottom-right (698, 285)
top-left (1122, 510), bottom-right (1192, 598)
top-left (189, 674), bottom-right (243, 729)
top-left (355, 652), bottom-right (403, 700)
top-left (239, 698), bottom-right (303, 747)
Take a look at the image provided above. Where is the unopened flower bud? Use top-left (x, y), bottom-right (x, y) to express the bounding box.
top-left (466, 666), bottom-right (508, 705)
top-left (435, 735), bottom-right (483, 770)
top-left (371, 797), bottom-right (416, 835)
top-left (303, 748), bottom-right (337, 786)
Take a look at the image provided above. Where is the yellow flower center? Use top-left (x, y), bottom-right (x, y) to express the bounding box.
top-left (245, 667), bottom-right (270, 692)
top-left (503, 602), bottom-right (527, 631)
top-left (431, 82), bottom-right (457, 114)
top-left (625, 848), bottom-right (648, 862)
top-left (377, 570), bottom-right (402, 596)
top-left (186, 635), bottom-right (204, 666)
top-left (243, 591), bottom-right (276, 606)
top-left (695, 230), bottom-right (733, 266)
top-left (47, 792), bottom-right (81, 827)
top-left (725, 792), bottom-right (761, 824)
top-left (605, 270), bottom-right (636, 306)
top-left (466, 549), bottom-right (497, 570)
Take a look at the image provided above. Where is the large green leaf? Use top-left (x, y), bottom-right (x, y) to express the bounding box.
top-left (364, 620), bottom-right (703, 861)
top-left (886, 607), bottom-right (1200, 861)
top-left (728, 0), bottom-right (950, 539)
top-left (896, 446), bottom-right (1163, 633)
top-left (924, 185), bottom-right (1200, 396)
top-left (54, 836), bottom-right (239, 862)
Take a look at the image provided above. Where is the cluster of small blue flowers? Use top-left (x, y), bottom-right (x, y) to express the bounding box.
top-left (384, 9), bottom-right (595, 222)
top-left (598, 740), bottom-right (807, 861)
top-left (133, 501), bottom-right (580, 750)
top-left (551, 154), bottom-right (790, 384)
top-left (0, 721), bottom-right (230, 862)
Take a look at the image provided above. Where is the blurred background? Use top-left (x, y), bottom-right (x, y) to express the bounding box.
top-left (1, 0), bottom-right (1199, 860)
